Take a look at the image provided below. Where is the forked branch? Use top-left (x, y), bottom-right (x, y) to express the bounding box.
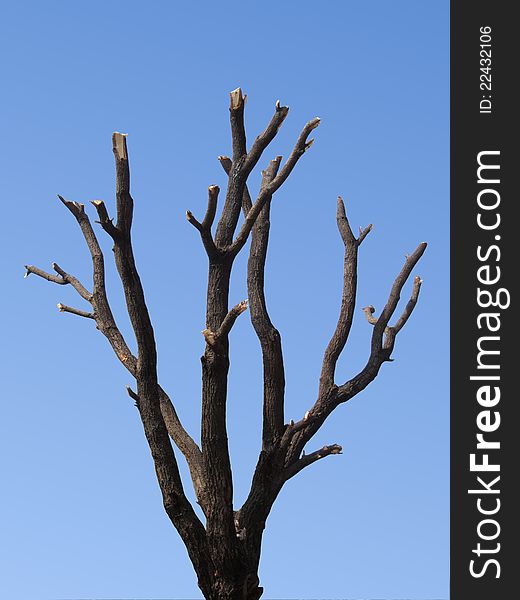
top-left (319, 197), bottom-right (372, 395)
top-left (27, 138), bottom-right (209, 553)
top-left (230, 117), bottom-right (320, 256)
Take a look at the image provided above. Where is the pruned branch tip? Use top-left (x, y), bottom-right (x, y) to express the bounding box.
top-left (362, 305), bottom-right (378, 325)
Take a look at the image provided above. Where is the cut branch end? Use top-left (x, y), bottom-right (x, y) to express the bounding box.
top-left (362, 305), bottom-right (378, 325)
top-left (229, 88), bottom-right (245, 110)
top-left (202, 328), bottom-right (216, 346)
top-left (112, 132), bottom-right (128, 160)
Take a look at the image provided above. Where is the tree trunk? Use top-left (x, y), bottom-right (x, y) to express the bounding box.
top-left (203, 576), bottom-right (263, 600)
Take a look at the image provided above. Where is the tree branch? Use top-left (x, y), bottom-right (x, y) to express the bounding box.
top-left (126, 384), bottom-right (141, 409)
top-left (112, 132), bottom-right (133, 237)
top-left (51, 262), bottom-right (93, 301)
top-left (216, 110), bottom-right (320, 570)
top-left (229, 117), bottom-right (320, 256)
top-left (280, 411), bottom-right (319, 449)
top-left (283, 444), bottom-right (343, 481)
top-left (27, 249), bottom-right (204, 503)
top-left (219, 154), bottom-right (287, 449)
top-left (25, 264), bottom-right (66, 285)
top-left (25, 263), bottom-right (92, 303)
top-left (54, 142), bottom-right (210, 551)
top-left (214, 92), bottom-right (289, 249)
top-left (283, 239), bottom-right (426, 466)
top-left (242, 99), bottom-right (289, 177)
top-left (389, 275), bottom-right (423, 338)
top-left (229, 87), bottom-right (247, 160)
top-left (57, 302), bottom-right (95, 319)
top-left (202, 184), bottom-right (219, 230)
top-left (332, 242), bottom-right (427, 408)
top-left (91, 199), bottom-right (121, 241)
top-left (248, 159), bottom-right (287, 448)
top-left (198, 90), bottom-right (309, 576)
top-left (186, 185), bottom-right (220, 258)
top-left (319, 197), bottom-right (372, 395)
top-left (107, 132), bottom-right (210, 555)
top-left (202, 300), bottom-right (248, 346)
top-left (368, 242), bottom-right (427, 354)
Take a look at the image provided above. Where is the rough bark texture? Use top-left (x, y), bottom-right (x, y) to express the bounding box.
top-left (26, 89), bottom-right (426, 600)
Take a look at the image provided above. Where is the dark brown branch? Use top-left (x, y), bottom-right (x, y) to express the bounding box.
top-left (107, 134), bottom-right (210, 558)
top-left (57, 194), bottom-right (85, 218)
top-left (280, 411), bottom-right (319, 448)
top-left (107, 134), bottom-right (159, 376)
top-left (31, 195), bottom-right (208, 530)
top-left (186, 186), bottom-right (220, 258)
top-left (242, 100), bottom-right (289, 176)
top-left (27, 234), bottom-right (203, 496)
top-left (283, 239), bottom-right (426, 468)
top-left (219, 154), bottom-right (287, 449)
top-left (283, 444), bottom-right (343, 481)
top-left (213, 90), bottom-right (248, 249)
top-left (112, 132), bottom-right (133, 237)
top-left (199, 93), bottom-right (273, 568)
top-left (87, 201), bottom-right (206, 482)
top-left (218, 299), bottom-right (249, 336)
top-left (218, 154), bottom-right (253, 213)
top-left (186, 211), bottom-right (204, 230)
top-left (54, 197), bottom-right (137, 374)
top-left (202, 185), bottom-right (219, 230)
top-left (247, 159), bottom-right (286, 448)
top-left (202, 300), bottom-right (248, 346)
top-left (217, 155), bottom-right (233, 180)
top-left (220, 156), bottom-right (289, 451)
top-left (390, 275), bottom-right (423, 337)
top-left (113, 137), bottom-right (213, 546)
top-left (369, 242), bottom-right (427, 355)
top-left (358, 223), bottom-right (373, 244)
top-left (55, 194), bottom-right (138, 368)
top-left (51, 262), bottom-right (93, 301)
top-left (57, 195), bottom-right (108, 307)
top-left (91, 200), bottom-right (120, 240)
top-left (230, 117), bottom-right (320, 256)
top-left (58, 170), bottom-right (207, 537)
top-left (25, 264), bottom-right (66, 285)
top-left (220, 115), bottom-right (321, 565)
top-left (126, 384), bottom-right (141, 408)
top-left (319, 197), bottom-right (372, 395)
top-left (331, 243), bottom-right (427, 409)
top-left (214, 92), bottom-right (296, 250)
top-left (200, 261), bottom-right (245, 572)
top-left (229, 87), bottom-right (247, 160)
top-left (84, 199), bottom-right (201, 505)
top-left (57, 302), bottom-right (95, 319)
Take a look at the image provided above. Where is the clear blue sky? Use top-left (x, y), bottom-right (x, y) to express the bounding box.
top-left (1, 2), bottom-right (449, 599)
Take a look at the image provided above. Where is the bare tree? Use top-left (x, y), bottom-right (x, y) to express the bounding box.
top-left (25, 88), bottom-right (426, 600)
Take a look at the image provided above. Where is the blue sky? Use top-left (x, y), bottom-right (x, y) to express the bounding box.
top-left (1, 2), bottom-right (449, 598)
